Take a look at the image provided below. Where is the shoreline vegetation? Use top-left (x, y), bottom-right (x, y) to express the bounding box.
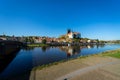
top-left (101, 49), bottom-right (120, 58)
top-left (27, 43), bottom-right (49, 47)
top-left (27, 42), bottom-right (105, 47)
top-left (32, 49), bottom-right (120, 71)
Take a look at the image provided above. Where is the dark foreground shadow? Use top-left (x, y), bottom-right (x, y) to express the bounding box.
top-left (0, 42), bottom-right (27, 80)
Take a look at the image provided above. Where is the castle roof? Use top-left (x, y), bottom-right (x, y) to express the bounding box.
top-left (73, 32), bottom-right (80, 34)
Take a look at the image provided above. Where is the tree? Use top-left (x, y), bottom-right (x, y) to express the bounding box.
top-left (25, 37), bottom-right (29, 42)
top-left (24, 37), bottom-right (34, 43)
top-left (59, 35), bottom-right (66, 39)
top-left (42, 39), bottom-right (46, 44)
top-left (73, 38), bottom-right (80, 43)
top-left (30, 38), bottom-right (34, 43)
top-left (96, 39), bottom-right (99, 43)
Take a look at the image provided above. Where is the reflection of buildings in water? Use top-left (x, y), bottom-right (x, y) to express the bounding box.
top-left (86, 44), bottom-right (106, 49)
top-left (86, 45), bottom-right (95, 49)
top-left (87, 45), bottom-right (91, 49)
top-left (22, 47), bottom-right (35, 51)
top-left (80, 46), bottom-right (87, 49)
top-left (67, 48), bottom-right (74, 57)
top-left (96, 44), bottom-right (105, 48)
top-left (41, 46), bottom-right (50, 52)
top-left (41, 46), bottom-right (47, 52)
top-left (59, 46), bottom-right (81, 57)
top-left (86, 44), bottom-right (105, 49)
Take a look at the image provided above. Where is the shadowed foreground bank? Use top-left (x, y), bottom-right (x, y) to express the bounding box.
top-left (30, 49), bottom-right (120, 80)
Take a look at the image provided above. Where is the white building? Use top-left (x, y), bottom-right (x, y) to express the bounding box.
top-left (0, 37), bottom-right (7, 40)
top-left (67, 32), bottom-right (81, 39)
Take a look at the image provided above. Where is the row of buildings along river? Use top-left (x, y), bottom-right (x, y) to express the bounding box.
top-left (0, 29), bottom-right (105, 44)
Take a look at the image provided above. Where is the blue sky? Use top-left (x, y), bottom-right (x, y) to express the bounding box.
top-left (0, 0), bottom-right (120, 40)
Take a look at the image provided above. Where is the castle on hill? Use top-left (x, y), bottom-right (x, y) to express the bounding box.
top-left (67, 29), bottom-right (81, 39)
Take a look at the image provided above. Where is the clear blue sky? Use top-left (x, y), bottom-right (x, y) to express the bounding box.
top-left (0, 0), bottom-right (120, 40)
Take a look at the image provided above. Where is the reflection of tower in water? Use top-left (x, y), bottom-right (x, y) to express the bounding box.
top-left (87, 45), bottom-right (95, 49)
top-left (87, 45), bottom-right (91, 49)
top-left (59, 46), bottom-right (81, 57)
top-left (67, 46), bottom-right (81, 57)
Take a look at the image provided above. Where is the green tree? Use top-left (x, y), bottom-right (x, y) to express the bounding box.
top-left (25, 37), bottom-right (29, 42)
top-left (73, 38), bottom-right (80, 42)
top-left (42, 39), bottom-right (46, 44)
top-left (96, 39), bottom-right (99, 43)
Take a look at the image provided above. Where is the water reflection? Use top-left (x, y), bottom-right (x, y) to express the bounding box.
top-left (21, 44), bottom-right (105, 52)
top-left (0, 44), bottom-right (120, 80)
top-left (22, 47), bottom-right (35, 51)
top-left (41, 46), bottom-right (50, 52)
top-left (22, 44), bottom-right (105, 57)
top-left (59, 46), bottom-right (81, 57)
top-left (96, 44), bottom-right (105, 49)
top-left (58, 44), bottom-right (105, 57)
top-left (87, 45), bottom-right (94, 48)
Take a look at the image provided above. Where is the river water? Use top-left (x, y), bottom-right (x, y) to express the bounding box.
top-left (0, 44), bottom-right (120, 80)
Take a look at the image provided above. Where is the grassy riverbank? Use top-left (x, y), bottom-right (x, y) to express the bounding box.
top-left (27, 43), bottom-right (49, 47)
top-left (101, 49), bottom-right (120, 58)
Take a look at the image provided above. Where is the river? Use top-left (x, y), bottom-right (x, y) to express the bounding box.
top-left (0, 44), bottom-right (120, 80)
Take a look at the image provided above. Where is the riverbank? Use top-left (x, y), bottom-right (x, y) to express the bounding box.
top-left (27, 43), bottom-right (49, 47)
top-left (30, 49), bottom-right (120, 80)
top-left (27, 42), bottom-right (105, 47)
top-left (101, 49), bottom-right (120, 58)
